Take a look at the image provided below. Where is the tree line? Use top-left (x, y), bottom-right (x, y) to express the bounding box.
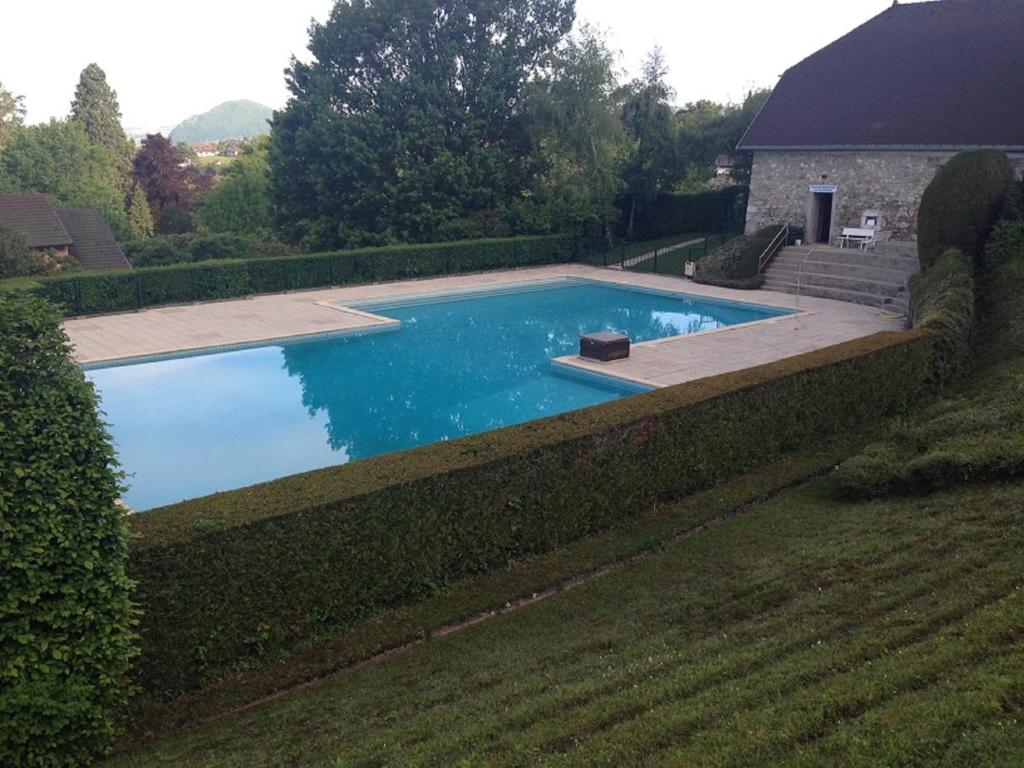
top-left (0, 0), bottom-right (769, 274)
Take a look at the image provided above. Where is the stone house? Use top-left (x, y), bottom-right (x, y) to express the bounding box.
top-left (738, 0), bottom-right (1024, 244)
top-left (0, 194), bottom-right (131, 271)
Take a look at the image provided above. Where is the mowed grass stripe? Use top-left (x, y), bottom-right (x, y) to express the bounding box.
top-left (789, 638), bottom-right (1024, 767)
top-left (645, 590), bottom-right (1024, 768)
top-left (510, 564), bottom-right (1019, 768)
top-left (380, 492), bottom-right (1016, 763)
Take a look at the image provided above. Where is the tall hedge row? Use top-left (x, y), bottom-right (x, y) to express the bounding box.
top-left (29, 235), bottom-right (573, 317)
top-left (0, 294), bottom-right (137, 766)
top-left (127, 331), bottom-right (927, 698)
top-left (917, 150), bottom-right (1015, 271)
top-left (619, 187), bottom-right (747, 240)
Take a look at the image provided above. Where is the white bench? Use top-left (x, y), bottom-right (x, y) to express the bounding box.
top-left (835, 227), bottom-right (877, 250)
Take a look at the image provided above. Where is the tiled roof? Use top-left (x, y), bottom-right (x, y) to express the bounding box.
top-left (738, 0), bottom-right (1024, 150)
top-left (0, 193), bottom-right (73, 248)
top-left (56, 209), bottom-right (132, 271)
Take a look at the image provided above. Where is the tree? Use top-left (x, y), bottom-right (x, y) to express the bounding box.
top-left (0, 81), bottom-right (25, 151)
top-left (133, 134), bottom-right (212, 234)
top-left (527, 25), bottom-right (627, 239)
top-left (0, 119), bottom-right (131, 239)
top-left (126, 182), bottom-right (155, 240)
top-left (270, 0), bottom-right (575, 248)
top-left (620, 48), bottom-right (680, 239)
top-left (70, 64), bottom-right (134, 183)
top-left (0, 225), bottom-right (34, 277)
top-left (196, 137), bottom-right (273, 235)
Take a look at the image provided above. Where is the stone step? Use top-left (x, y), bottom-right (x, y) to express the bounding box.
top-left (765, 269), bottom-right (909, 298)
top-left (774, 247), bottom-right (919, 273)
top-left (768, 259), bottom-right (915, 283)
top-left (762, 279), bottom-right (910, 312)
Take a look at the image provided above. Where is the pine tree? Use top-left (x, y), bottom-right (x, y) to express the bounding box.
top-left (126, 182), bottom-right (155, 240)
top-left (70, 64), bottom-right (134, 183)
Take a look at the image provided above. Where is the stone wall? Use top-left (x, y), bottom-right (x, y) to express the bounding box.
top-left (745, 150), bottom-right (1024, 241)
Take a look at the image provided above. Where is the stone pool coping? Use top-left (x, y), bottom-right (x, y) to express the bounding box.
top-left (64, 264), bottom-right (906, 388)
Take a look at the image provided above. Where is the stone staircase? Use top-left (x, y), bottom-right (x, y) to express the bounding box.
top-left (763, 242), bottom-right (919, 315)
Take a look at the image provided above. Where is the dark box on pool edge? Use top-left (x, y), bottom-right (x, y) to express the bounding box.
top-left (580, 332), bottom-right (630, 362)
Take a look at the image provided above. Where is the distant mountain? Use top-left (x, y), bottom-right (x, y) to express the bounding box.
top-left (169, 100), bottom-right (273, 143)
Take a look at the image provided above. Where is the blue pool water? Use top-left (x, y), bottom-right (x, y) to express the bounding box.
top-left (86, 280), bottom-right (789, 510)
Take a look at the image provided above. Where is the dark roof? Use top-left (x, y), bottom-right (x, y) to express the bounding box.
top-left (56, 209), bottom-right (132, 271)
top-left (738, 0), bottom-right (1024, 151)
top-left (0, 193), bottom-right (73, 248)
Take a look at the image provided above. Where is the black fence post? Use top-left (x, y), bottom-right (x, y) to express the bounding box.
top-left (135, 273), bottom-right (143, 310)
top-left (75, 278), bottom-right (82, 315)
top-left (654, 248), bottom-right (659, 274)
top-left (704, 236), bottom-right (709, 258)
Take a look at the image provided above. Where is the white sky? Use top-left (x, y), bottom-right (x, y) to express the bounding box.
top-left (1, 0), bottom-right (894, 133)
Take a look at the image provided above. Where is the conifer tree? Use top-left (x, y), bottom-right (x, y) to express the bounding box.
top-left (70, 64), bottom-right (134, 183)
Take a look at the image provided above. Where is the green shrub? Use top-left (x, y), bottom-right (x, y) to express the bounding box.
top-left (0, 225), bottom-right (35, 278)
top-left (124, 233), bottom-right (296, 268)
top-left (620, 187), bottom-right (746, 240)
top-left (0, 293), bottom-right (137, 766)
top-left (692, 226), bottom-right (778, 289)
top-left (917, 149), bottom-right (1015, 271)
top-left (834, 396), bottom-right (1024, 500)
top-left (910, 248), bottom-right (975, 388)
top-left (126, 331), bottom-right (927, 698)
top-left (33, 235), bottom-right (574, 317)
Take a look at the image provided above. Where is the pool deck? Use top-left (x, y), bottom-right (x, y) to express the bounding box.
top-left (64, 265), bottom-right (907, 388)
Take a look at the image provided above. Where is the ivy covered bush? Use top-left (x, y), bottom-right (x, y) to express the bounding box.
top-left (917, 149), bottom-right (1015, 271)
top-left (0, 293), bottom-right (137, 766)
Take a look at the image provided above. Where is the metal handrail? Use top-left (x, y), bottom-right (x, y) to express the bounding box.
top-left (757, 223), bottom-right (789, 274)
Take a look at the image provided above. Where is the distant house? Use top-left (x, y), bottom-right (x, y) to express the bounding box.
top-left (0, 194), bottom-right (131, 271)
top-left (715, 155), bottom-right (736, 177)
top-left (738, 0), bottom-right (1024, 244)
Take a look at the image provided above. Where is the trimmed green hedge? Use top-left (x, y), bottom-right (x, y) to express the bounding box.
top-left (27, 235), bottom-right (573, 317)
top-left (127, 330), bottom-right (927, 698)
top-left (917, 150), bottom-right (1015, 271)
top-left (910, 248), bottom-right (975, 388)
top-left (693, 226), bottom-right (779, 289)
top-left (0, 294), bottom-right (137, 766)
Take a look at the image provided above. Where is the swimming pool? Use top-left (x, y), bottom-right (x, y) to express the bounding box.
top-left (86, 279), bottom-right (791, 510)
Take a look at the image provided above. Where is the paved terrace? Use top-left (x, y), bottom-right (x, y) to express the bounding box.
top-left (65, 265), bottom-right (907, 388)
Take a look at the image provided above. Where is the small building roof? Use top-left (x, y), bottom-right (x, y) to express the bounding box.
top-left (738, 0), bottom-right (1024, 151)
top-left (56, 208), bottom-right (132, 271)
top-left (0, 193), bottom-right (73, 248)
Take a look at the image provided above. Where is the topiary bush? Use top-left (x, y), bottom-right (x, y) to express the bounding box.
top-left (910, 248), bottom-right (975, 388)
top-left (917, 149), bottom-right (1015, 271)
top-left (0, 293), bottom-right (137, 766)
top-left (692, 226), bottom-right (778, 289)
top-left (834, 385), bottom-right (1024, 500)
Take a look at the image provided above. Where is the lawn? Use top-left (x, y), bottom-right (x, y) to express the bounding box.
top-left (577, 233), bottom-right (710, 268)
top-left (104, 469), bottom-right (1024, 766)
top-left (628, 233), bottom-right (736, 275)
